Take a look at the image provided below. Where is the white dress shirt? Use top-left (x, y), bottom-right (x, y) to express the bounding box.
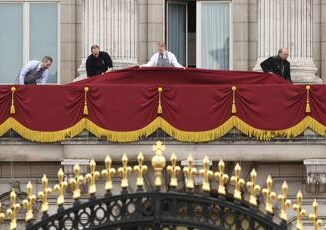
top-left (142, 51), bottom-right (183, 68)
top-left (17, 60), bottom-right (49, 85)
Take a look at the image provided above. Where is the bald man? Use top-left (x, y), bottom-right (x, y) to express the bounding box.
top-left (260, 48), bottom-right (292, 83)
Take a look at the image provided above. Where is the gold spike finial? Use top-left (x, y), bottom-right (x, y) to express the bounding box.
top-left (101, 155), bottom-right (116, 193)
top-left (262, 175), bottom-right (276, 214)
top-left (38, 174), bottom-right (52, 213)
top-left (118, 154), bottom-right (132, 189)
top-left (293, 191), bottom-right (306, 230)
top-left (309, 199), bottom-right (323, 230)
top-left (246, 169), bottom-right (261, 206)
top-left (23, 181), bottom-right (36, 222)
top-left (6, 189), bottom-right (21, 230)
top-left (151, 141), bottom-right (166, 189)
top-left (133, 152), bottom-right (148, 189)
top-left (167, 153), bottom-right (181, 188)
top-left (53, 168), bottom-right (68, 206)
top-left (0, 203), bottom-right (4, 224)
top-left (69, 164), bottom-right (84, 200)
top-left (277, 181), bottom-right (292, 222)
top-left (199, 156), bottom-right (213, 192)
top-left (230, 163), bottom-right (245, 200)
top-left (85, 159), bottom-right (100, 195)
top-left (215, 160), bottom-right (229, 195)
top-left (183, 155), bottom-right (198, 190)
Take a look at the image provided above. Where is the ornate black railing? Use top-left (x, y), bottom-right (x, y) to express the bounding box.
top-left (28, 191), bottom-right (287, 230)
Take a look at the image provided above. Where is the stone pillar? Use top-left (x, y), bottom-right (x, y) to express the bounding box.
top-left (254, 0), bottom-right (321, 83)
top-left (77, 0), bottom-right (138, 78)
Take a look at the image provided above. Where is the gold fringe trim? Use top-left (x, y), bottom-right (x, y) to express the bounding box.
top-left (10, 87), bottom-right (16, 115)
top-left (306, 85), bottom-right (311, 113)
top-left (157, 87), bottom-right (163, 114)
top-left (0, 116), bottom-right (326, 143)
top-left (232, 86), bottom-right (237, 114)
top-left (83, 87), bottom-right (89, 115)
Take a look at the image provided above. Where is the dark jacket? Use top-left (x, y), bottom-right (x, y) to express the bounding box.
top-left (86, 51), bottom-right (113, 77)
top-left (260, 56), bottom-right (292, 83)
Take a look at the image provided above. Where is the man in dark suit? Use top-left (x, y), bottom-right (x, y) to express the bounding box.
top-left (86, 44), bottom-right (113, 77)
top-left (260, 48), bottom-right (292, 83)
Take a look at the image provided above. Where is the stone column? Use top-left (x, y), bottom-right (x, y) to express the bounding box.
top-left (254, 0), bottom-right (321, 83)
top-left (77, 0), bottom-right (138, 78)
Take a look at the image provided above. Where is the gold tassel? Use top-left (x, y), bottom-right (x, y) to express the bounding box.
top-left (306, 85), bottom-right (311, 113)
top-left (157, 87), bottom-right (163, 114)
top-left (83, 87), bottom-right (89, 115)
top-left (232, 86), bottom-right (237, 114)
top-left (10, 87), bottom-right (16, 114)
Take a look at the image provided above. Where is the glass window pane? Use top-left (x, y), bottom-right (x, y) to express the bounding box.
top-left (201, 2), bottom-right (230, 70)
top-left (168, 3), bottom-right (187, 66)
top-left (30, 3), bottom-right (58, 83)
top-left (0, 4), bottom-right (23, 84)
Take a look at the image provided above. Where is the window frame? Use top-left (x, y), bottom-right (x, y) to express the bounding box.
top-left (196, 0), bottom-right (233, 70)
top-left (0, 0), bottom-right (60, 84)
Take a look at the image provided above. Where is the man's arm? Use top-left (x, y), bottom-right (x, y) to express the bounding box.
top-left (105, 53), bottom-right (113, 68)
top-left (18, 61), bottom-right (35, 85)
top-left (170, 53), bottom-right (183, 68)
top-left (86, 57), bottom-right (93, 77)
top-left (260, 57), bottom-right (274, 73)
top-left (40, 70), bottom-right (49, 84)
top-left (142, 54), bottom-right (157, 67)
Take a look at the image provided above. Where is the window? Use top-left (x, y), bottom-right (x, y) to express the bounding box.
top-left (0, 1), bottom-right (59, 84)
top-left (166, 0), bottom-right (232, 69)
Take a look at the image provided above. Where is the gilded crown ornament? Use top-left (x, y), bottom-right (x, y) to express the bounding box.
top-left (69, 164), bottom-right (85, 200)
top-left (199, 156), bottom-right (213, 192)
top-left (167, 153), bottom-right (181, 189)
top-left (293, 191), bottom-right (306, 230)
top-left (133, 152), bottom-right (148, 189)
top-left (309, 199), bottom-right (323, 230)
top-left (6, 189), bottom-right (21, 230)
top-left (262, 175), bottom-right (276, 214)
top-left (23, 181), bottom-right (36, 222)
top-left (277, 181), bottom-right (291, 222)
top-left (85, 159), bottom-right (100, 195)
top-left (101, 155), bottom-right (116, 193)
top-left (53, 168), bottom-right (68, 207)
top-left (183, 155), bottom-right (198, 190)
top-left (215, 159), bottom-right (229, 195)
top-left (246, 168), bottom-right (261, 206)
top-left (38, 174), bottom-right (52, 213)
top-left (151, 141), bottom-right (166, 189)
top-left (230, 163), bottom-right (245, 200)
top-left (118, 154), bottom-right (132, 189)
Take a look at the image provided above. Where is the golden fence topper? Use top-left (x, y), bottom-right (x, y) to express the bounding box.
top-left (53, 168), bottom-right (68, 206)
top-left (230, 163), bottom-right (245, 200)
top-left (38, 174), bottom-right (52, 213)
top-left (277, 181), bottom-right (291, 222)
top-left (69, 164), bottom-right (84, 200)
top-left (102, 155), bottom-right (116, 192)
top-left (23, 181), bottom-right (36, 222)
top-left (133, 152), bottom-right (148, 188)
top-left (215, 160), bottom-right (229, 195)
top-left (85, 159), bottom-right (100, 195)
top-left (262, 175), bottom-right (277, 214)
top-left (6, 190), bottom-right (21, 230)
top-left (183, 155), bottom-right (197, 190)
top-left (246, 169), bottom-right (261, 206)
top-left (118, 154), bottom-right (132, 189)
top-left (0, 141), bottom-right (323, 230)
top-left (293, 191), bottom-right (307, 230)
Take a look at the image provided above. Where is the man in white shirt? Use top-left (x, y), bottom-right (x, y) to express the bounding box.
top-left (142, 42), bottom-right (183, 68)
top-left (17, 56), bottom-right (53, 85)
